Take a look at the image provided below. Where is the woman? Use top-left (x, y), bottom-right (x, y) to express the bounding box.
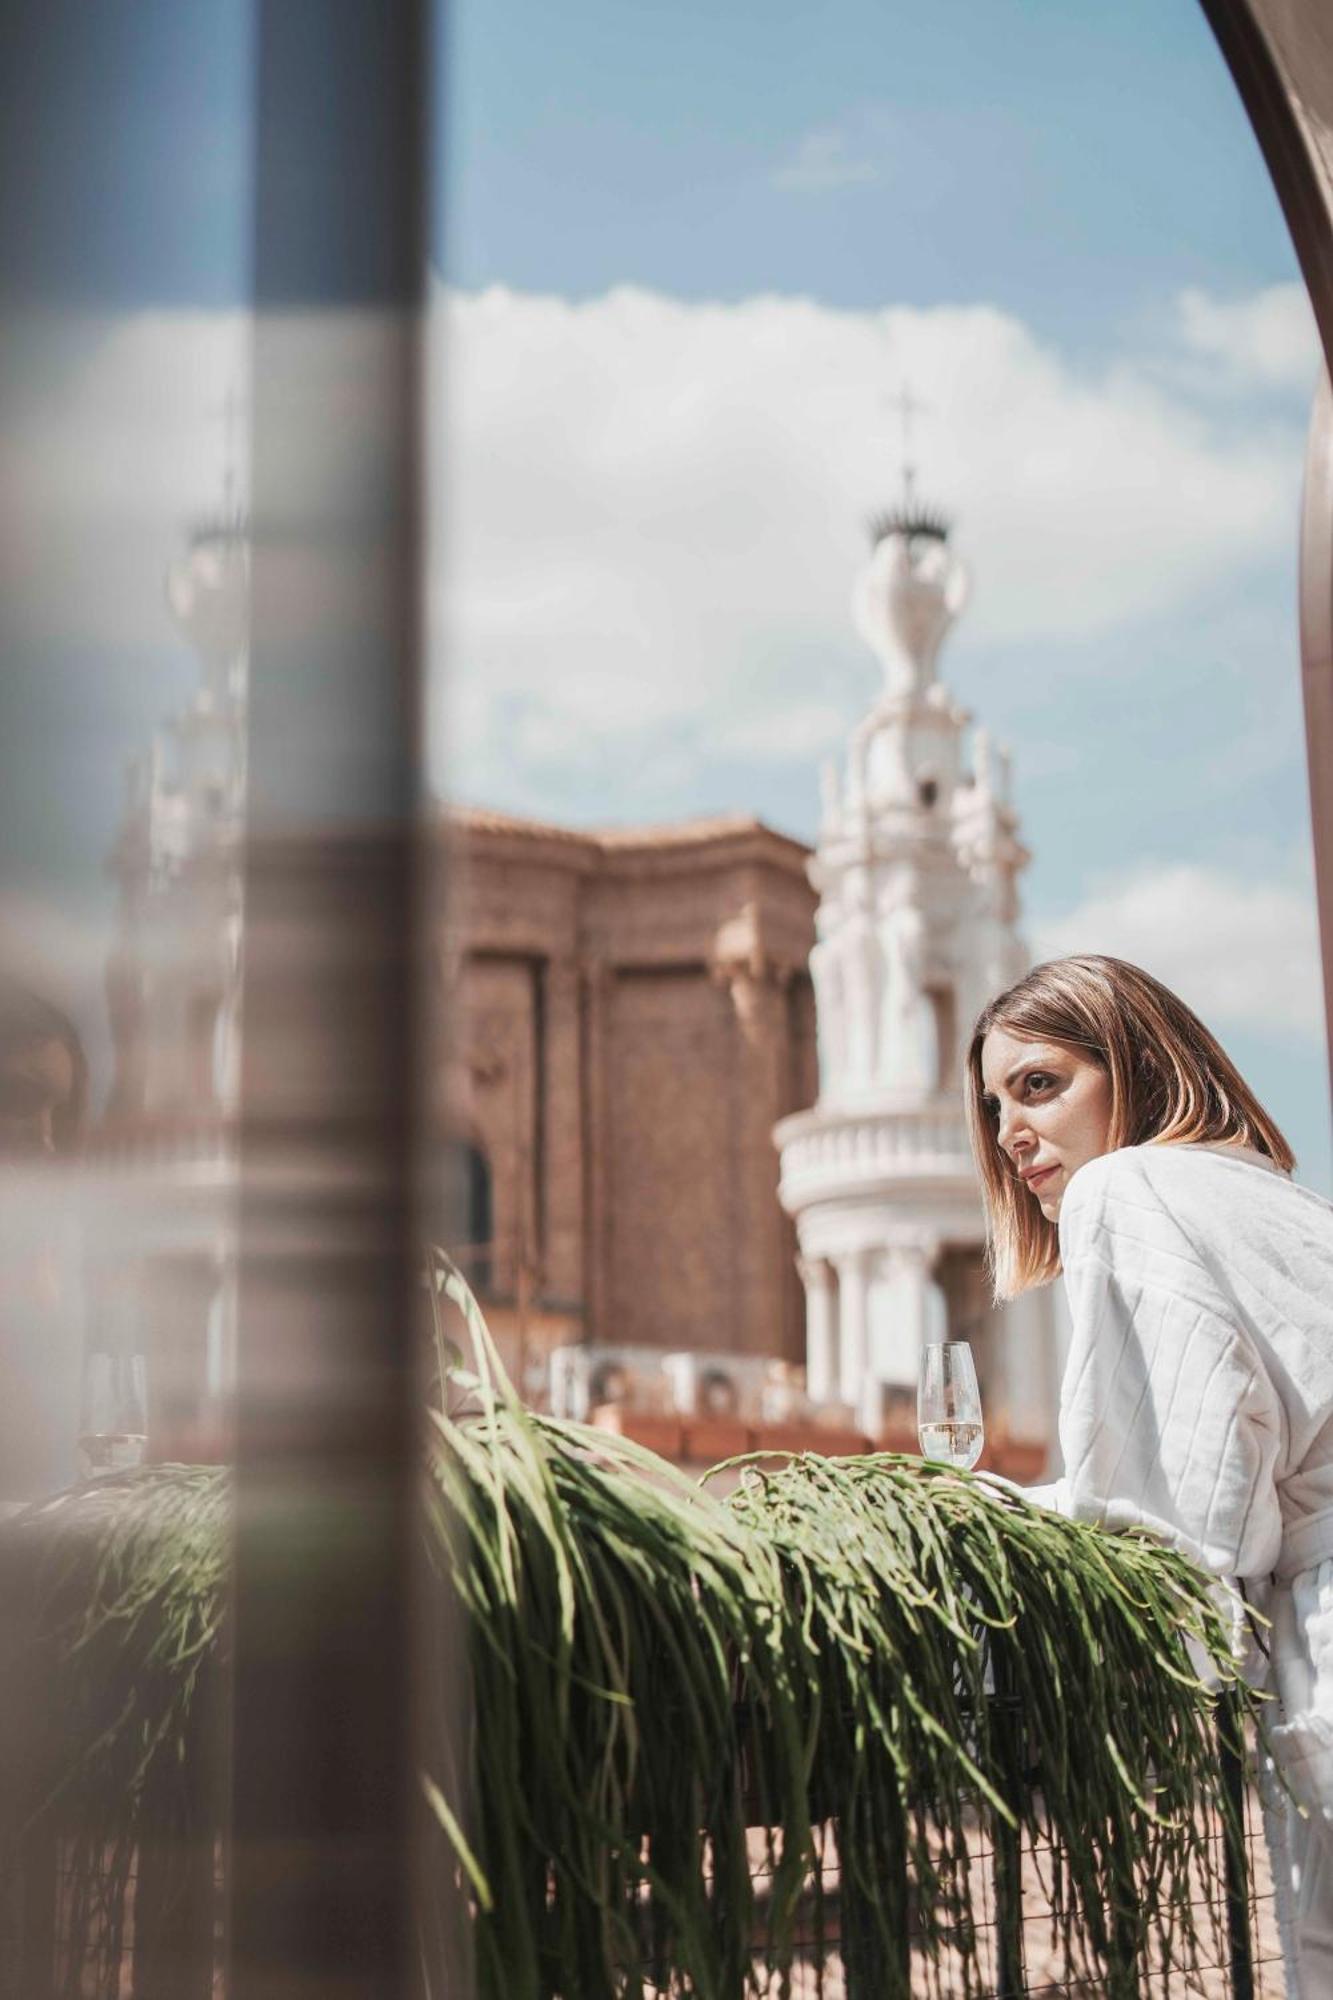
top-left (0, 980), bottom-right (86, 1158)
top-left (966, 953), bottom-right (1333, 1998)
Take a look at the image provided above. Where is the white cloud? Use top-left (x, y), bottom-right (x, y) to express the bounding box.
top-left (1175, 283), bottom-right (1319, 394)
top-left (0, 284), bottom-right (1311, 827)
top-left (0, 309), bottom-right (251, 653)
top-left (434, 280), bottom-right (1306, 800)
top-left (712, 698), bottom-right (848, 761)
top-left (0, 892), bottom-right (110, 1011)
top-left (0, 307), bottom-right (418, 662)
top-left (1032, 860), bottom-right (1324, 1043)
top-left (773, 130), bottom-right (878, 193)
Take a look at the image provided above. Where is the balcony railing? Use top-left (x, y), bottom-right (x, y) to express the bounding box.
top-left (777, 1101), bottom-right (976, 1203)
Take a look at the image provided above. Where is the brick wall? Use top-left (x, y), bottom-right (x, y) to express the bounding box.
top-left (441, 811), bottom-right (819, 1370)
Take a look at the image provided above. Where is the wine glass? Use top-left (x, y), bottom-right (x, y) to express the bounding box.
top-left (77, 1349), bottom-right (148, 1479)
top-left (917, 1341), bottom-right (984, 1470)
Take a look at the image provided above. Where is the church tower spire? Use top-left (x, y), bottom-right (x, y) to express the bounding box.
top-left (775, 482), bottom-right (1042, 1438)
top-left (811, 498), bottom-right (977, 1100)
top-left (104, 439), bottom-right (250, 1136)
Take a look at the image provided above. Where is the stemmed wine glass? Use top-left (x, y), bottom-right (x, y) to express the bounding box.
top-left (917, 1341), bottom-right (984, 1471)
top-left (77, 1348), bottom-right (148, 1478)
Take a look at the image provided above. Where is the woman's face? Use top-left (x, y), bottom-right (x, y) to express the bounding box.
top-left (979, 1026), bottom-right (1114, 1222)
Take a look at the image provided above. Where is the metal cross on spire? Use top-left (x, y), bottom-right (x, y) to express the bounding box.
top-left (221, 380), bottom-right (240, 523)
top-left (865, 380), bottom-right (949, 549)
top-left (885, 382), bottom-right (929, 512)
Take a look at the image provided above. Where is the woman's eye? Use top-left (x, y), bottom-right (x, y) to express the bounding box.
top-left (1024, 1073), bottom-right (1053, 1096)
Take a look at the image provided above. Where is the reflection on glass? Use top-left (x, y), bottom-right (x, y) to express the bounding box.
top-left (0, 985), bottom-right (87, 1158)
top-left (0, 6), bottom-right (252, 1996)
top-left (76, 1350), bottom-right (148, 1478)
top-left (0, 982), bottom-right (89, 1505)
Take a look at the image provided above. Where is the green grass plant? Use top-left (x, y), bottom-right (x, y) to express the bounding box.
top-left (426, 1252), bottom-right (1259, 1999)
top-left (0, 1465), bottom-right (228, 1999)
top-left (1, 1255), bottom-right (1261, 1999)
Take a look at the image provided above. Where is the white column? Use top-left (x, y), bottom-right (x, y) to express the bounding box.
top-left (872, 1241), bottom-right (946, 1391)
top-left (835, 1249), bottom-right (870, 1409)
top-left (800, 1256), bottom-right (836, 1405)
top-left (842, 921), bottom-right (876, 1083)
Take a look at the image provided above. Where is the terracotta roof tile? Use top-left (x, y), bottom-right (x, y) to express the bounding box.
top-left (445, 804), bottom-right (598, 847)
top-left (445, 803), bottom-right (810, 859)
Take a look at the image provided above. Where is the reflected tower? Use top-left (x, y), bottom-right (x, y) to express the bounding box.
top-left (94, 501), bottom-right (250, 1466)
top-left (104, 511), bottom-right (249, 1138)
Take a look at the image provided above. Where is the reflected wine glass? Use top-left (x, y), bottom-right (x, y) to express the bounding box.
top-left (77, 1349), bottom-right (148, 1478)
top-left (917, 1341), bottom-right (984, 1471)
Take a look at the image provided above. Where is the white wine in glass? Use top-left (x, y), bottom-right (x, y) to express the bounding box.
top-left (77, 1350), bottom-right (148, 1479)
top-left (917, 1341), bottom-right (984, 1471)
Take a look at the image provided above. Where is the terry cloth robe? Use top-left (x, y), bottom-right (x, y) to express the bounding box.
top-left (1045, 1142), bottom-right (1333, 2000)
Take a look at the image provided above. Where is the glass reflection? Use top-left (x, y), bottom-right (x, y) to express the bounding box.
top-left (0, 4), bottom-right (251, 1995)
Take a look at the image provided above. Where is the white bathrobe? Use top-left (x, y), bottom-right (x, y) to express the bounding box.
top-left (1042, 1141), bottom-right (1333, 1998)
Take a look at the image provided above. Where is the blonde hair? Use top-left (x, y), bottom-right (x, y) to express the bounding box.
top-left (965, 954), bottom-right (1294, 1300)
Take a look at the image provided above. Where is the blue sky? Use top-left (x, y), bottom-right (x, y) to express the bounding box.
top-left (440, 0), bottom-right (1293, 355)
top-left (0, 0), bottom-right (251, 309)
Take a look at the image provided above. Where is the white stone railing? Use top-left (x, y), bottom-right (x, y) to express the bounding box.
top-left (777, 1103), bottom-right (974, 1193)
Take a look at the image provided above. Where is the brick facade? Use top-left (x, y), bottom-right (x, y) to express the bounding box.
top-left (436, 808), bottom-right (819, 1382)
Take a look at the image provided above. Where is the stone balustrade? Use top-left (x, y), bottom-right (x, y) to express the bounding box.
top-left (777, 1102), bottom-right (974, 1201)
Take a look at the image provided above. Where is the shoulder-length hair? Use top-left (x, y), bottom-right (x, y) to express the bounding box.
top-left (965, 954), bottom-right (1294, 1301)
top-left (0, 980), bottom-right (88, 1154)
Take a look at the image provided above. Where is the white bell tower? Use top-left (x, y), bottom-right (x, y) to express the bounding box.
top-left (104, 509), bottom-right (249, 1137)
top-left (776, 492), bottom-right (1053, 1447)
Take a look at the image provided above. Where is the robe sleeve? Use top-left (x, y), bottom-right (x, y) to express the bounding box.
top-left (1053, 1154), bottom-right (1284, 1582)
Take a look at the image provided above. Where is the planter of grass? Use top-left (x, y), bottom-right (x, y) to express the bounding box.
top-left (427, 1251), bottom-right (1262, 2000)
top-left (0, 1254), bottom-right (1263, 2000)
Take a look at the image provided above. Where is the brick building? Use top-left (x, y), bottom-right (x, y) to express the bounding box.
top-left (439, 807), bottom-right (820, 1404)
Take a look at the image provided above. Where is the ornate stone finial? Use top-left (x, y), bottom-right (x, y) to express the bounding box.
top-left (711, 901), bottom-right (783, 1044)
top-left (165, 525), bottom-right (250, 693)
top-left (973, 725), bottom-right (992, 793)
top-left (711, 900), bottom-right (768, 987)
top-left (852, 521), bottom-right (969, 698)
top-left (166, 383), bottom-right (251, 693)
